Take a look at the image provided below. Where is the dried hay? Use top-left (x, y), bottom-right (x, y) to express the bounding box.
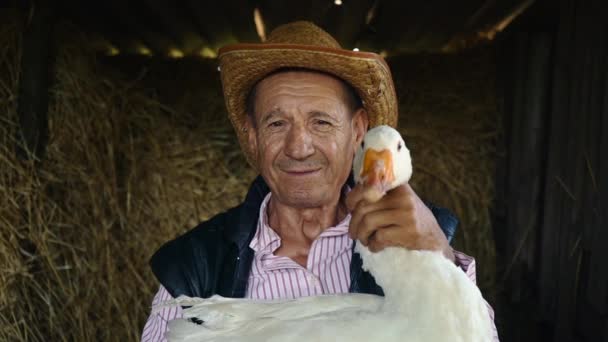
top-left (0, 13), bottom-right (498, 342)
top-left (0, 15), bottom-right (254, 341)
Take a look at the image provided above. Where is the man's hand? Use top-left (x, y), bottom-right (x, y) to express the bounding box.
top-left (345, 183), bottom-right (455, 262)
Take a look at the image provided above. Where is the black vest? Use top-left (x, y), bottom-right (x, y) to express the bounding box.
top-left (150, 176), bottom-right (458, 299)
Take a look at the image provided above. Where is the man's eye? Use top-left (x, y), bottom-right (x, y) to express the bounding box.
top-left (316, 120), bottom-right (332, 126)
top-left (268, 121), bottom-right (284, 128)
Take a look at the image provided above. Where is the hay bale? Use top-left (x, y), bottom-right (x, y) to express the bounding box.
top-left (0, 14), bottom-right (254, 341)
top-left (0, 11), bottom-right (498, 341)
top-left (390, 52), bottom-right (499, 297)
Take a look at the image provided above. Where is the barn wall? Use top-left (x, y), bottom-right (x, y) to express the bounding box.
top-left (498, 0), bottom-right (608, 341)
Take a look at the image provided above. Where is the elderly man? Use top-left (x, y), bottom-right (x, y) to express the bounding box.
top-left (142, 21), bottom-right (498, 341)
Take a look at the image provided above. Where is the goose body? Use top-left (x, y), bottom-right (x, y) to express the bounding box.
top-left (157, 126), bottom-right (493, 342)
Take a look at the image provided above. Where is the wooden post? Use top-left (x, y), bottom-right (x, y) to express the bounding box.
top-left (503, 31), bottom-right (553, 301)
top-left (15, 1), bottom-right (54, 160)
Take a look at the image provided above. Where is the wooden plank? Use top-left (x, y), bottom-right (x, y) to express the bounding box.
top-left (536, 1), bottom-right (608, 339)
top-left (503, 31), bottom-right (552, 301)
top-left (551, 20), bottom-right (580, 342)
top-left (537, 0), bottom-right (576, 321)
top-left (595, 48), bottom-right (608, 315)
top-left (496, 0), bottom-right (607, 339)
top-left (492, 32), bottom-right (516, 259)
top-left (15, 0), bottom-right (54, 160)
top-left (581, 0), bottom-right (608, 317)
top-left (575, 253), bottom-right (608, 341)
top-left (551, 0), bottom-right (598, 339)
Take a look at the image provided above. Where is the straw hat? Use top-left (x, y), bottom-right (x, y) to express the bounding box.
top-left (218, 21), bottom-right (398, 168)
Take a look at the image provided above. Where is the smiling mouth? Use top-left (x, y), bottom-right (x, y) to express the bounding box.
top-left (282, 168), bottom-right (321, 175)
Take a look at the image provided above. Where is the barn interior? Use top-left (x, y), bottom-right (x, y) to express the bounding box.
top-left (0, 0), bottom-right (606, 341)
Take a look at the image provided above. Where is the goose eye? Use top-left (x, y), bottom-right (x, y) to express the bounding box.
top-left (397, 142), bottom-right (402, 151)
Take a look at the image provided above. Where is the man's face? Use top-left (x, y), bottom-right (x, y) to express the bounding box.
top-left (247, 71), bottom-right (368, 208)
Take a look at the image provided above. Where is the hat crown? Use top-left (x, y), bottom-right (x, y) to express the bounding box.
top-left (265, 21), bottom-right (342, 48)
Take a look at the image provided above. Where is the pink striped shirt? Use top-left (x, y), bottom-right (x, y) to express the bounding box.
top-left (246, 193), bottom-right (353, 299)
top-left (141, 193), bottom-right (498, 341)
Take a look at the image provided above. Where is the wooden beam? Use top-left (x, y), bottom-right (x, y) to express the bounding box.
top-left (354, 1), bottom-right (416, 53)
top-left (15, 1), bottom-right (54, 160)
top-left (56, 1), bottom-right (141, 55)
top-left (102, 1), bottom-right (174, 55)
top-left (141, 0), bottom-right (208, 55)
top-left (466, 0), bottom-right (498, 28)
top-left (256, 0), bottom-right (322, 37)
top-left (442, 0), bottom-right (535, 53)
top-left (185, 0), bottom-right (235, 49)
top-left (222, 0), bottom-right (258, 43)
top-left (320, 0), bottom-right (375, 49)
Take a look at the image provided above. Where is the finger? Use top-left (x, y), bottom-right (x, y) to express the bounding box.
top-left (356, 208), bottom-right (406, 246)
top-left (349, 192), bottom-right (411, 239)
top-left (345, 184), bottom-right (366, 212)
top-left (368, 225), bottom-right (400, 252)
top-left (349, 197), bottom-right (399, 239)
top-left (348, 199), bottom-right (372, 239)
top-left (396, 182), bottom-right (415, 196)
top-left (347, 182), bottom-right (401, 212)
top-left (383, 184), bottom-right (415, 210)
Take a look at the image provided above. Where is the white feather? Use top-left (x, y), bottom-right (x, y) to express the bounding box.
top-left (158, 126), bottom-right (492, 342)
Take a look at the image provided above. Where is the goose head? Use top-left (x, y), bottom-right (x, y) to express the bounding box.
top-left (353, 125), bottom-right (412, 201)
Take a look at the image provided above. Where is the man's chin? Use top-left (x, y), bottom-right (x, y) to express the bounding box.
top-left (273, 188), bottom-right (329, 208)
top-left (266, 172), bottom-right (342, 208)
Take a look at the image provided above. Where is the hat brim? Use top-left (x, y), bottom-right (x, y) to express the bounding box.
top-left (218, 43), bottom-right (398, 169)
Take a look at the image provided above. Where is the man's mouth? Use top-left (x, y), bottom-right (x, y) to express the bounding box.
top-left (282, 168), bottom-right (322, 175)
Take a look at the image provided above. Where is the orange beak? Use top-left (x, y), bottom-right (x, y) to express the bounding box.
top-left (360, 148), bottom-right (394, 191)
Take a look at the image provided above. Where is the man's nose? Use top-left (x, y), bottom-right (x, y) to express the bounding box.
top-left (284, 124), bottom-right (315, 160)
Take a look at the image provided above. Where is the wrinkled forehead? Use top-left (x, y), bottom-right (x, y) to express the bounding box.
top-left (257, 71), bottom-right (345, 99)
top-left (247, 68), bottom-right (362, 119)
top-left (256, 70), bottom-right (348, 101)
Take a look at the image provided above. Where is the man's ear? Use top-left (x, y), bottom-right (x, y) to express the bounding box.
top-left (352, 108), bottom-right (369, 153)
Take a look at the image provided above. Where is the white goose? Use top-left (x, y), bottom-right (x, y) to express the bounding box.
top-left (155, 125), bottom-right (493, 342)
